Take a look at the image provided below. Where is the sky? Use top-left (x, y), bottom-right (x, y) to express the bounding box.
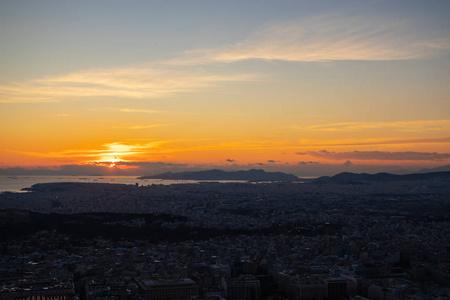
top-left (1, 0), bottom-right (450, 177)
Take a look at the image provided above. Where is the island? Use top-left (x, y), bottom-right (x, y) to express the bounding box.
top-left (137, 168), bottom-right (299, 182)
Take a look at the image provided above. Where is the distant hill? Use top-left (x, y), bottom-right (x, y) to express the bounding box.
top-left (313, 171), bottom-right (450, 184)
top-left (138, 169), bottom-right (299, 182)
top-left (418, 164), bottom-right (450, 173)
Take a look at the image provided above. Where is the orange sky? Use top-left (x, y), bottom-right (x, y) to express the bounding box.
top-left (1, 1), bottom-right (449, 176)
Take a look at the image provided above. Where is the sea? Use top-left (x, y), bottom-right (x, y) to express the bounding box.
top-left (0, 175), bottom-right (247, 193)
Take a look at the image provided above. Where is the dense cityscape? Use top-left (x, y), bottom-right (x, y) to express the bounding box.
top-left (0, 174), bottom-right (449, 300)
top-left (2, 1), bottom-right (450, 300)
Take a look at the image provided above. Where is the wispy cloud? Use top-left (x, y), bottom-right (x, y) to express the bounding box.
top-left (87, 161), bottom-right (191, 169)
top-left (96, 142), bottom-right (169, 161)
top-left (168, 14), bottom-right (450, 64)
top-left (305, 150), bottom-right (450, 161)
top-left (295, 120), bottom-right (450, 133)
top-left (53, 113), bottom-right (73, 117)
top-left (3, 13), bottom-right (446, 104)
top-left (9, 141), bottom-right (169, 161)
top-left (112, 124), bottom-right (172, 130)
top-left (0, 67), bottom-right (261, 103)
top-left (114, 108), bottom-right (159, 113)
top-left (298, 161), bottom-right (320, 165)
top-left (294, 137), bottom-right (450, 148)
top-left (16, 137), bottom-right (445, 163)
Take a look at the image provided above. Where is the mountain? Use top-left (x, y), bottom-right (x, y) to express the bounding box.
top-left (418, 164), bottom-right (450, 173)
top-left (138, 169), bottom-right (299, 182)
top-left (313, 171), bottom-right (450, 184)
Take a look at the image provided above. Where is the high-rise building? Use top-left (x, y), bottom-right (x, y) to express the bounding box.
top-left (326, 278), bottom-right (347, 300)
top-left (227, 275), bottom-right (260, 300)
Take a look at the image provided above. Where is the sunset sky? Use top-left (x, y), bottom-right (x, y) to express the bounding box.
top-left (1, 0), bottom-right (450, 176)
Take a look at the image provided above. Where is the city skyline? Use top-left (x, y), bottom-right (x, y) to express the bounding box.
top-left (1, 0), bottom-right (450, 176)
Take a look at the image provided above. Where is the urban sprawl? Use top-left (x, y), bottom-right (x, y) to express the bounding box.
top-left (0, 177), bottom-right (449, 300)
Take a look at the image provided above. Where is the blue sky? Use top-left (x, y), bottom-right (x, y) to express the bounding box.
top-left (2, 0), bottom-right (449, 80)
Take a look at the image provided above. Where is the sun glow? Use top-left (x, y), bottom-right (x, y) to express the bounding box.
top-left (102, 157), bottom-right (122, 168)
top-left (95, 143), bottom-right (136, 165)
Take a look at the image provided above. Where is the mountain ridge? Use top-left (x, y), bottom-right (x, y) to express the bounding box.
top-left (137, 169), bottom-right (299, 182)
top-left (313, 170), bottom-right (450, 184)
top-left (418, 164), bottom-right (450, 173)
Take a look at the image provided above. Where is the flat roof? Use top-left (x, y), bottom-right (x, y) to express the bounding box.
top-left (140, 278), bottom-right (196, 288)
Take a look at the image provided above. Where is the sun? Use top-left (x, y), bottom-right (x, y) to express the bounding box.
top-left (106, 157), bottom-right (121, 168)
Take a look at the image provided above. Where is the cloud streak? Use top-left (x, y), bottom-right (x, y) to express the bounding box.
top-left (305, 150), bottom-right (450, 161)
top-left (2, 13), bottom-right (448, 104)
top-left (297, 120), bottom-right (450, 133)
top-left (291, 136), bottom-right (450, 149)
top-left (115, 108), bottom-right (159, 114)
top-left (307, 137), bottom-right (450, 148)
top-left (9, 141), bottom-right (169, 161)
top-left (111, 124), bottom-right (171, 130)
top-left (0, 67), bottom-right (261, 103)
top-left (170, 14), bottom-right (450, 64)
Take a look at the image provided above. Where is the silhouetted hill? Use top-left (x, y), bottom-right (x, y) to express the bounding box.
top-left (138, 169), bottom-right (299, 182)
top-left (419, 164), bottom-right (450, 173)
top-left (313, 171), bottom-right (450, 184)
